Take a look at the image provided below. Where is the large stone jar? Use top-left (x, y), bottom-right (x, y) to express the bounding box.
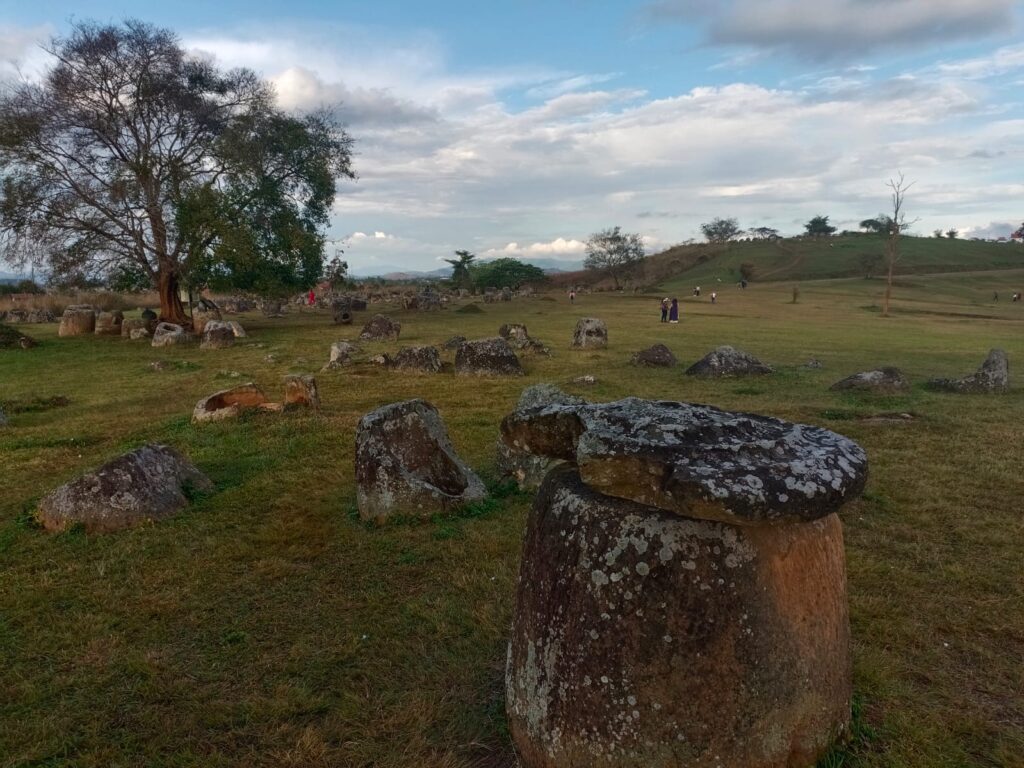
top-left (502, 397), bottom-right (868, 768)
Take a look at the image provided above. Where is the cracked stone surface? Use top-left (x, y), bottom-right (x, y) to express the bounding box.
top-left (496, 385), bottom-right (585, 490)
top-left (571, 318), bottom-right (608, 349)
top-left (506, 466), bottom-right (852, 768)
top-left (830, 367), bottom-right (910, 394)
top-left (283, 375), bottom-right (320, 409)
top-left (391, 345), bottom-right (443, 373)
top-left (151, 322), bottom-right (188, 348)
top-left (455, 338), bottom-right (524, 376)
top-left (200, 321), bottom-right (235, 350)
top-left (927, 349), bottom-right (1009, 394)
top-left (684, 345), bottom-right (773, 377)
top-left (37, 444), bottom-right (213, 533)
top-left (58, 306), bottom-right (96, 337)
top-left (501, 397), bottom-right (867, 525)
top-left (355, 399), bottom-right (486, 523)
top-left (359, 314), bottom-right (401, 342)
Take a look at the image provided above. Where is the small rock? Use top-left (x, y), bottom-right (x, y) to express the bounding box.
top-left (830, 367), bottom-right (910, 394)
top-left (227, 321), bottom-right (247, 338)
top-left (392, 346), bottom-right (442, 373)
top-left (321, 341), bottom-right (358, 370)
top-left (36, 444), bottom-right (213, 533)
top-left (151, 322), bottom-right (188, 348)
top-left (122, 317), bottom-right (155, 338)
top-left (355, 399), bottom-right (486, 523)
top-left (283, 374), bottom-right (320, 409)
top-left (927, 349), bottom-right (1009, 394)
top-left (571, 318), bottom-right (608, 349)
top-left (149, 360), bottom-right (171, 371)
top-left (369, 353), bottom-right (392, 366)
top-left (200, 321), bottom-right (235, 350)
top-left (572, 375), bottom-right (598, 386)
top-left (499, 323), bottom-right (532, 350)
top-left (631, 343), bottom-right (677, 368)
top-left (685, 345), bottom-right (773, 377)
top-left (455, 338), bottom-right (524, 376)
top-left (804, 358), bottom-right (824, 369)
top-left (359, 314), bottom-right (401, 341)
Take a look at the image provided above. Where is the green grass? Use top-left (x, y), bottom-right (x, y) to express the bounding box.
top-left (655, 234), bottom-right (1024, 290)
top-left (1, 281), bottom-right (1022, 767)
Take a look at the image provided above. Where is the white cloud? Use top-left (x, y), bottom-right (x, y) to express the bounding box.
top-left (936, 43), bottom-right (1024, 79)
top-left (482, 238), bottom-right (589, 259)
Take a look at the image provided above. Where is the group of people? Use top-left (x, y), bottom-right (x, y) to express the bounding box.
top-left (660, 289), bottom-right (721, 322)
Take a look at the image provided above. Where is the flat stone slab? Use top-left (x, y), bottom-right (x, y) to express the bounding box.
top-left (497, 385), bottom-right (585, 490)
top-left (501, 397), bottom-right (867, 525)
top-left (830, 367), bottom-right (910, 394)
top-left (37, 444), bottom-right (213, 533)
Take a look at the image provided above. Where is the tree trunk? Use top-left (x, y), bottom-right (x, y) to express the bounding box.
top-left (158, 267), bottom-right (191, 326)
top-left (883, 251), bottom-right (894, 317)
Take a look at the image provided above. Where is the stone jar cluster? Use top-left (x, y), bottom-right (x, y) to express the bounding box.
top-left (501, 394), bottom-right (869, 768)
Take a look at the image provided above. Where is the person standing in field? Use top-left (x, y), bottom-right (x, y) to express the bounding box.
top-left (660, 298), bottom-right (669, 322)
top-left (308, 289), bottom-right (316, 306)
top-left (711, 291), bottom-right (717, 304)
top-left (570, 289), bottom-right (576, 304)
top-left (669, 298), bottom-right (679, 323)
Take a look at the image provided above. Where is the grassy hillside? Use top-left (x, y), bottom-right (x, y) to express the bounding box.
top-left (656, 235), bottom-right (1024, 292)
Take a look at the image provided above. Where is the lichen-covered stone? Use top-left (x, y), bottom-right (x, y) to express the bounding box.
top-left (685, 345), bottom-right (773, 377)
top-left (830, 367), bottom-right (909, 394)
top-left (443, 335), bottom-right (467, 350)
top-left (322, 341), bottom-right (358, 370)
top-left (227, 321), bottom-right (246, 338)
top-left (121, 317), bottom-right (156, 338)
top-left (501, 397), bottom-right (867, 525)
top-left (391, 345), bottom-right (442, 373)
top-left (36, 444), bottom-right (213, 533)
top-left (926, 349), bottom-right (1009, 394)
top-left (571, 318), bottom-right (608, 349)
top-left (630, 343), bottom-right (677, 368)
top-left (499, 323), bottom-right (533, 349)
top-left (283, 374), bottom-right (320, 409)
top-left (496, 385), bottom-right (585, 490)
top-left (192, 299), bottom-right (222, 334)
top-left (151, 322), bottom-right (188, 348)
top-left (355, 399), bottom-right (486, 523)
top-left (359, 314), bottom-right (401, 341)
top-left (455, 338), bottom-right (524, 376)
top-left (192, 383), bottom-right (273, 423)
top-left (94, 310), bottom-right (124, 336)
top-left (58, 305), bottom-right (96, 337)
top-left (506, 466), bottom-right (852, 768)
top-left (200, 321), bottom-right (235, 350)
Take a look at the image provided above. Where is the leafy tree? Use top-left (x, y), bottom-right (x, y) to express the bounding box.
top-left (107, 262), bottom-right (154, 293)
top-left (322, 254), bottom-right (350, 290)
top-left (749, 226), bottom-right (780, 240)
top-left (1013, 223), bottom-right (1024, 240)
top-left (470, 258), bottom-right (546, 290)
top-left (0, 20), bottom-right (355, 324)
top-left (804, 215), bottom-right (837, 238)
top-left (946, 228), bottom-right (959, 239)
top-left (860, 217), bottom-right (888, 234)
top-left (933, 229), bottom-right (945, 238)
top-left (444, 249), bottom-right (476, 289)
top-left (583, 226), bottom-right (645, 289)
top-left (701, 217), bottom-right (742, 243)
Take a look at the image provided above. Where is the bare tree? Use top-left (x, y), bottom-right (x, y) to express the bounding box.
top-left (882, 173), bottom-right (917, 317)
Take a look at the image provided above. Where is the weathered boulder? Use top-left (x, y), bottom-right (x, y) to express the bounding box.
top-left (927, 349), bottom-right (1009, 394)
top-left (36, 444), bottom-right (213, 533)
top-left (573, 375), bottom-right (598, 386)
top-left (685, 345), bottom-right (773, 377)
top-left (830, 367), bottom-right (910, 394)
top-left (571, 318), bottom-right (608, 349)
top-left (499, 323), bottom-right (532, 349)
top-left (355, 399), bottom-right (486, 523)
top-left (260, 299), bottom-right (285, 317)
top-left (506, 466), bottom-right (854, 768)
top-left (501, 397), bottom-right (867, 525)
top-left (151, 322), bottom-right (188, 348)
top-left (192, 299), bottom-right (222, 334)
top-left (455, 338), bottom-right (524, 376)
top-left (322, 341), bottom-right (358, 370)
top-left (283, 374), bottom-right (320, 409)
top-left (630, 343), bottom-right (677, 368)
top-left (496, 385), bottom-right (584, 490)
top-left (129, 328), bottom-right (151, 340)
top-left (3, 308), bottom-right (57, 324)
top-left (0, 323), bottom-right (37, 349)
top-left (417, 290), bottom-right (442, 311)
top-left (227, 321), bottom-right (247, 338)
top-left (58, 305), bottom-right (97, 337)
top-left (392, 345), bottom-right (442, 373)
top-left (501, 287), bottom-right (513, 302)
top-left (94, 310), bottom-right (124, 335)
top-left (443, 335), bottom-right (467, 351)
top-left (192, 383), bottom-right (277, 423)
top-left (200, 321), bottom-right (235, 350)
top-left (359, 314), bottom-right (401, 342)
top-left (121, 317), bottom-right (156, 338)
top-left (334, 310), bottom-right (353, 325)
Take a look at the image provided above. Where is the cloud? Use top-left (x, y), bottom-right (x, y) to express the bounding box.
top-left (936, 43), bottom-right (1024, 79)
top-left (646, 0), bottom-right (1018, 60)
top-left (0, 23), bottom-right (53, 80)
top-left (961, 221), bottom-right (1021, 239)
top-left (482, 238), bottom-right (589, 259)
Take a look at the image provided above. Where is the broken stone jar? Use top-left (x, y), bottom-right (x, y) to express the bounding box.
top-left (502, 397), bottom-right (869, 768)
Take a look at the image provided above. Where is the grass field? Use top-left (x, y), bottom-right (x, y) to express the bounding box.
top-left (2, 273), bottom-right (1023, 767)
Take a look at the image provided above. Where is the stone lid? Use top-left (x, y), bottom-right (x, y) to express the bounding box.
top-left (501, 397), bottom-right (867, 525)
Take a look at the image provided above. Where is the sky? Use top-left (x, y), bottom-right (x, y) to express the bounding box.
top-left (2, 0), bottom-right (1023, 274)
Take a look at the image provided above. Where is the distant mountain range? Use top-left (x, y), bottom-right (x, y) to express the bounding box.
top-left (349, 257), bottom-right (584, 279)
